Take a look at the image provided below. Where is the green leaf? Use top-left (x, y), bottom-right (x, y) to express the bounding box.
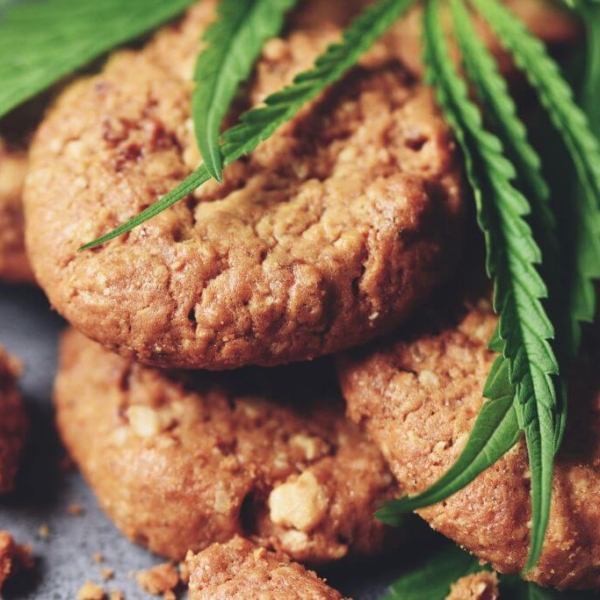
top-left (192, 0), bottom-right (298, 182)
top-left (386, 540), bottom-right (597, 600)
top-left (82, 0), bottom-right (419, 249)
top-left (377, 359), bottom-right (520, 524)
top-left (422, 0), bottom-right (560, 572)
top-left (384, 543), bottom-right (483, 600)
top-left (451, 0), bottom-right (569, 452)
top-left (470, 0), bottom-right (600, 359)
top-left (0, 0), bottom-right (196, 119)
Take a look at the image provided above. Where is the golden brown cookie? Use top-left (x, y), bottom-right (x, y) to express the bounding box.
top-left (0, 346), bottom-right (27, 495)
top-left (446, 572), bottom-right (499, 600)
top-left (338, 290), bottom-right (600, 589)
top-left (0, 138), bottom-right (33, 283)
top-left (55, 328), bottom-right (399, 563)
top-left (26, 0), bottom-right (465, 370)
top-left (187, 536), bottom-right (342, 600)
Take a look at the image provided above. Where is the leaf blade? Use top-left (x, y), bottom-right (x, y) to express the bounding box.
top-left (0, 0), bottom-right (196, 119)
top-left (408, 0), bottom-right (561, 572)
top-left (192, 0), bottom-right (298, 181)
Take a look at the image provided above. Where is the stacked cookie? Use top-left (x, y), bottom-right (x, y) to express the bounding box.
top-left (8, 0), bottom-right (587, 597)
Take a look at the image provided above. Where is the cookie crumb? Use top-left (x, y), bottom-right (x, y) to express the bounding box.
top-left (136, 562), bottom-right (179, 596)
top-left (77, 580), bottom-right (105, 600)
top-left (447, 571), bottom-right (499, 600)
top-left (68, 503), bottom-right (84, 516)
top-left (108, 592), bottom-right (124, 600)
top-left (93, 553), bottom-right (104, 564)
top-left (38, 524), bottom-right (51, 540)
top-left (0, 531), bottom-right (34, 591)
top-left (101, 568), bottom-right (114, 581)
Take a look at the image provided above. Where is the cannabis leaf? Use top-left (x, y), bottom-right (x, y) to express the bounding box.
top-left (385, 541), bottom-right (596, 600)
top-left (391, 0), bottom-right (560, 572)
top-left (193, 0), bottom-right (299, 182)
top-left (471, 0), bottom-right (600, 358)
top-left (384, 543), bottom-right (483, 600)
top-left (0, 0), bottom-right (196, 119)
top-left (82, 0), bottom-right (418, 249)
top-left (377, 359), bottom-right (520, 524)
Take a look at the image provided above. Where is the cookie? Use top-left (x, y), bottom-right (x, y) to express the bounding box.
top-left (25, 0), bottom-right (465, 369)
top-left (338, 291), bottom-right (600, 589)
top-left (54, 328), bottom-right (399, 563)
top-left (447, 572), bottom-right (499, 600)
top-left (0, 138), bottom-right (33, 283)
top-left (186, 536), bottom-right (342, 600)
top-left (0, 346), bottom-right (28, 494)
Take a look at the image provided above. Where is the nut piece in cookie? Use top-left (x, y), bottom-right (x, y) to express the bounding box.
top-left (0, 345), bottom-right (28, 494)
top-left (338, 285), bottom-right (600, 589)
top-left (26, 0), bottom-right (465, 369)
top-left (446, 572), bottom-right (499, 600)
top-left (186, 536), bottom-right (342, 600)
top-left (0, 138), bottom-right (33, 283)
top-left (54, 328), bottom-right (399, 563)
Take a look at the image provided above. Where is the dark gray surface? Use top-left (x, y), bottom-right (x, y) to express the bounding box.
top-left (0, 283), bottom-right (433, 599)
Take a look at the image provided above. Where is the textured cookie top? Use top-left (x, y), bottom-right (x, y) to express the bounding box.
top-left (0, 138), bottom-right (33, 283)
top-left (0, 345), bottom-right (27, 495)
top-left (55, 328), bottom-right (398, 563)
top-left (187, 536), bottom-right (342, 600)
top-left (26, 0), bottom-right (465, 369)
top-left (338, 290), bottom-right (600, 589)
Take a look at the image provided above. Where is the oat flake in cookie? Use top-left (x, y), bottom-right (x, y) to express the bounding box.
top-left (187, 536), bottom-right (343, 600)
top-left (25, 0), bottom-right (465, 369)
top-left (0, 345), bottom-right (28, 495)
top-left (338, 290), bottom-right (600, 590)
top-left (54, 328), bottom-right (399, 563)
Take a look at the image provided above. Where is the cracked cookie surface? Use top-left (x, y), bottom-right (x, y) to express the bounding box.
top-left (25, 0), bottom-right (465, 369)
top-left (0, 345), bottom-right (27, 494)
top-left (55, 328), bottom-right (399, 563)
top-left (338, 286), bottom-right (600, 590)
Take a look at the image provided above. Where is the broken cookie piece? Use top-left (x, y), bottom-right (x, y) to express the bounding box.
top-left (187, 536), bottom-right (343, 600)
top-left (0, 531), bottom-right (33, 592)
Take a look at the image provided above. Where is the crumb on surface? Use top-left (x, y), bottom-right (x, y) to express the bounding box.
top-left (93, 553), bottom-right (104, 564)
top-left (68, 503), bottom-right (84, 515)
top-left (0, 531), bottom-right (34, 591)
top-left (108, 592), bottom-right (124, 600)
top-left (77, 580), bottom-right (105, 600)
top-left (136, 562), bottom-right (180, 596)
top-left (37, 524), bottom-right (50, 540)
top-left (101, 567), bottom-right (114, 581)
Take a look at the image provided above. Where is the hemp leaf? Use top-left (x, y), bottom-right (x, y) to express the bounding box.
top-left (82, 0), bottom-right (418, 249)
top-left (0, 0), bottom-right (196, 119)
top-left (385, 541), bottom-right (596, 600)
top-left (379, 0), bottom-right (562, 572)
top-left (193, 0), bottom-right (299, 182)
